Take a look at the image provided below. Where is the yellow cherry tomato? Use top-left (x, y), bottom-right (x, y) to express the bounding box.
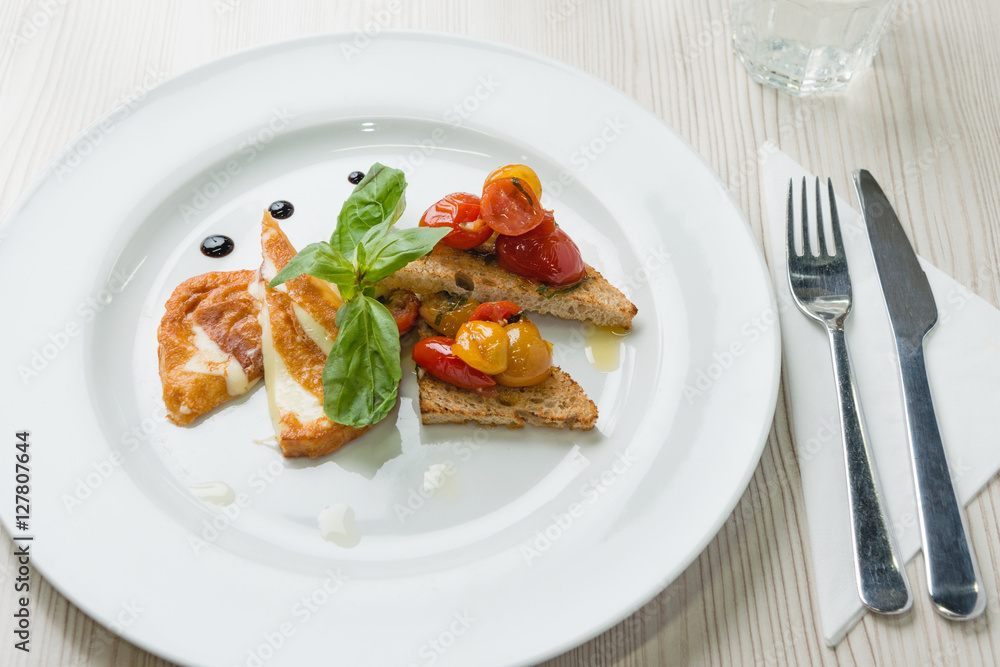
top-left (494, 319), bottom-right (553, 387)
top-left (419, 292), bottom-right (481, 338)
top-left (484, 164), bottom-right (542, 200)
top-left (453, 321), bottom-right (509, 375)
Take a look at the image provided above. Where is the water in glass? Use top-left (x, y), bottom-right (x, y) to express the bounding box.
top-left (731, 0), bottom-right (898, 95)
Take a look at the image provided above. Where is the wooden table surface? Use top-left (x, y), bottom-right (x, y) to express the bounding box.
top-left (2, 1), bottom-right (999, 665)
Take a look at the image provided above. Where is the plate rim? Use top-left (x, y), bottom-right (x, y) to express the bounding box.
top-left (0, 29), bottom-right (781, 667)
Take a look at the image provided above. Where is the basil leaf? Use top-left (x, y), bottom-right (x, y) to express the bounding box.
top-left (330, 163), bottom-right (406, 256)
top-left (321, 295), bottom-right (401, 427)
top-left (363, 226), bottom-right (450, 285)
top-left (269, 242), bottom-right (356, 292)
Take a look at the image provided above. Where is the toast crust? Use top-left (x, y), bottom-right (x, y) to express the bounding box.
top-left (381, 243), bottom-right (637, 330)
top-left (417, 368), bottom-right (597, 431)
top-left (414, 322), bottom-right (597, 430)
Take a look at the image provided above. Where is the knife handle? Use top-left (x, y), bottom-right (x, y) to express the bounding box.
top-left (827, 325), bottom-right (912, 614)
top-left (897, 343), bottom-right (986, 619)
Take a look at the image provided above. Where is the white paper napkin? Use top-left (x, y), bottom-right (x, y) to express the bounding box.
top-left (760, 142), bottom-right (1000, 646)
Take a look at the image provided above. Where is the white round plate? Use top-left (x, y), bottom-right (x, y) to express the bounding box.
top-left (0, 32), bottom-right (779, 667)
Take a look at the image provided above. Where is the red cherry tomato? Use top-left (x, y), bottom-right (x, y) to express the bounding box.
top-left (530, 208), bottom-right (557, 235)
top-left (495, 211), bottom-right (587, 287)
top-left (481, 177), bottom-right (544, 236)
top-left (419, 193), bottom-right (492, 250)
top-left (380, 289), bottom-right (420, 335)
top-left (412, 336), bottom-right (497, 390)
top-left (469, 301), bottom-right (523, 325)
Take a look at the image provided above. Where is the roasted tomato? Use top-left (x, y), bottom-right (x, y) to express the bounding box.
top-left (419, 292), bottom-right (481, 338)
top-left (494, 319), bottom-right (553, 387)
top-left (413, 336), bottom-right (497, 390)
top-left (419, 193), bottom-right (492, 250)
top-left (481, 177), bottom-right (545, 236)
top-left (495, 211), bottom-right (587, 287)
top-left (453, 321), bottom-right (509, 375)
top-left (379, 289), bottom-right (420, 335)
top-left (484, 164), bottom-right (542, 201)
top-left (468, 301), bottom-right (523, 325)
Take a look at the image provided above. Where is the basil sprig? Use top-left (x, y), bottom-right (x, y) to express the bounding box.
top-left (270, 163), bottom-right (448, 427)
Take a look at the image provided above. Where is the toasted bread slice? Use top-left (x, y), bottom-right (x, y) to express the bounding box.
top-left (380, 243), bottom-right (637, 330)
top-left (158, 270), bottom-right (264, 426)
top-left (414, 322), bottom-right (597, 430)
top-left (257, 212), bottom-right (370, 458)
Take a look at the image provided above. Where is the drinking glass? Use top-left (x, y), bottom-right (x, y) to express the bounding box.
top-left (730, 0), bottom-right (899, 95)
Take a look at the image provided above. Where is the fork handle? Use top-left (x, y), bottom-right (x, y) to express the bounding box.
top-left (827, 325), bottom-right (912, 614)
top-left (897, 342), bottom-right (985, 619)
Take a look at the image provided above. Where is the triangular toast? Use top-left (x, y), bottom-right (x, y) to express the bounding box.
top-left (414, 322), bottom-right (598, 430)
top-left (381, 243), bottom-right (637, 330)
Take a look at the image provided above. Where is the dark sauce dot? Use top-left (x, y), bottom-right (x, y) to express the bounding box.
top-left (201, 235), bottom-right (234, 258)
top-left (269, 200), bottom-right (294, 219)
top-left (348, 170), bottom-right (365, 185)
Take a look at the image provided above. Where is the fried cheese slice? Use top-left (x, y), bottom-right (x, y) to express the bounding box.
top-left (158, 270), bottom-right (263, 425)
top-left (255, 212), bottom-right (371, 458)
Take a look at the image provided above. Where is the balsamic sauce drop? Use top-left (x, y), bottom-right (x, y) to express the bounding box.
top-left (269, 200), bottom-right (294, 219)
top-left (348, 170), bottom-right (365, 184)
top-left (201, 235), bottom-right (235, 258)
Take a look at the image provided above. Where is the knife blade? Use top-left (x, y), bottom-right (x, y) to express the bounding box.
top-left (854, 169), bottom-right (985, 620)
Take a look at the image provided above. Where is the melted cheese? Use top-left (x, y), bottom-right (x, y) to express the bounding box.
top-left (190, 481), bottom-right (236, 506)
top-left (259, 293), bottom-right (325, 432)
top-left (318, 504), bottom-right (360, 547)
top-left (293, 302), bottom-right (334, 355)
top-left (183, 325), bottom-right (251, 396)
top-left (260, 254), bottom-right (287, 293)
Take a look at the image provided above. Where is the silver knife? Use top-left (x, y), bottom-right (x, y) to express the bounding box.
top-left (853, 169), bottom-right (986, 620)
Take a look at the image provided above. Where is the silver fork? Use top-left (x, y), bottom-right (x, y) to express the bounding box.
top-left (787, 177), bottom-right (912, 614)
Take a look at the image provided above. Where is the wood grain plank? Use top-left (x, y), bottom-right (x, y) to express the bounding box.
top-left (1, 0), bottom-right (998, 666)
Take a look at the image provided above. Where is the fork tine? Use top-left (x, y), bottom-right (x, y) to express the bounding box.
top-left (828, 178), bottom-right (844, 256)
top-left (786, 179), bottom-right (796, 256)
top-left (800, 177), bottom-right (811, 256)
top-left (814, 177), bottom-right (827, 256)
